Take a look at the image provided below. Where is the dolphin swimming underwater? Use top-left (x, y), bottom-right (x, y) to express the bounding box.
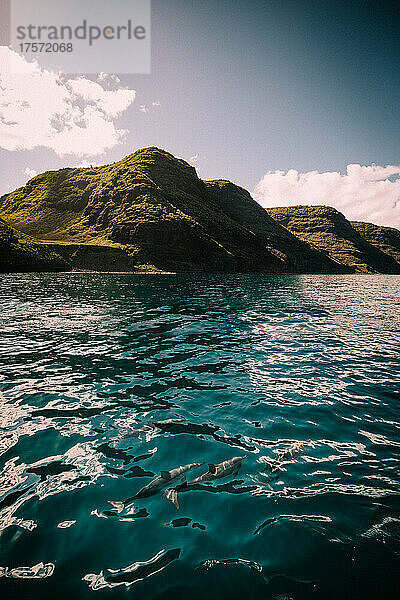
top-left (163, 456), bottom-right (247, 508)
top-left (266, 440), bottom-right (309, 473)
top-left (133, 461), bottom-right (204, 500)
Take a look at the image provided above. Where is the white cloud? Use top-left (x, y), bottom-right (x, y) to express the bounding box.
top-left (23, 167), bottom-right (37, 179)
top-left (189, 153), bottom-right (200, 163)
top-left (254, 164), bottom-right (400, 228)
top-left (0, 47), bottom-right (136, 157)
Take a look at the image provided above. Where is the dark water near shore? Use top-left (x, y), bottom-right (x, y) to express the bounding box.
top-left (0, 273), bottom-right (399, 600)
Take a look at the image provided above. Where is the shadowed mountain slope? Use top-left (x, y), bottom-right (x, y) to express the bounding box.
top-left (351, 221), bottom-right (400, 265)
top-left (0, 217), bottom-right (68, 273)
top-left (205, 180), bottom-right (351, 273)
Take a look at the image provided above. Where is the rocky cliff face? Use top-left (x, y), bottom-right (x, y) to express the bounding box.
top-left (267, 206), bottom-right (400, 274)
top-left (1, 148), bottom-right (399, 274)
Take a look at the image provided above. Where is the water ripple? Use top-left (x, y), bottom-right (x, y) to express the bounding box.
top-left (0, 273), bottom-right (399, 600)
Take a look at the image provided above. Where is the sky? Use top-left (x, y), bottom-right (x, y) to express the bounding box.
top-left (0, 0), bottom-right (399, 227)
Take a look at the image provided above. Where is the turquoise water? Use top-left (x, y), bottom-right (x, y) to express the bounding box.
top-left (0, 273), bottom-right (399, 600)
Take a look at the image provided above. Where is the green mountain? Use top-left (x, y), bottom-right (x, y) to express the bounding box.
top-left (0, 148), bottom-right (399, 274)
top-left (267, 205), bottom-right (400, 274)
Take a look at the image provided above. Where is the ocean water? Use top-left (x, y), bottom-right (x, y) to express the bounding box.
top-left (0, 273), bottom-right (399, 600)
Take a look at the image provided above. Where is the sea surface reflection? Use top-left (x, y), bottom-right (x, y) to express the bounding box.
top-left (0, 273), bottom-right (399, 599)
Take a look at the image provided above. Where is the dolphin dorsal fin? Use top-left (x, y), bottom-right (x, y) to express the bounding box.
top-left (208, 464), bottom-right (216, 474)
top-left (161, 471), bottom-right (171, 480)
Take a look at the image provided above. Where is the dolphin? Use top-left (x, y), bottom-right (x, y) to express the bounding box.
top-left (266, 440), bottom-right (309, 473)
top-left (133, 461), bottom-right (204, 500)
top-left (163, 456), bottom-right (247, 509)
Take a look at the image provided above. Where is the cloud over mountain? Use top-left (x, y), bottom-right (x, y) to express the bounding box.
top-left (254, 164), bottom-right (400, 228)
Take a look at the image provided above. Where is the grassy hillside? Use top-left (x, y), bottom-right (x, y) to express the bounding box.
top-left (267, 206), bottom-right (400, 274)
top-left (0, 217), bottom-right (133, 273)
top-left (0, 217), bottom-right (68, 273)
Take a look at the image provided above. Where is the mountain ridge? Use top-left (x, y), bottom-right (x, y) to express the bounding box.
top-left (1, 147), bottom-right (399, 274)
